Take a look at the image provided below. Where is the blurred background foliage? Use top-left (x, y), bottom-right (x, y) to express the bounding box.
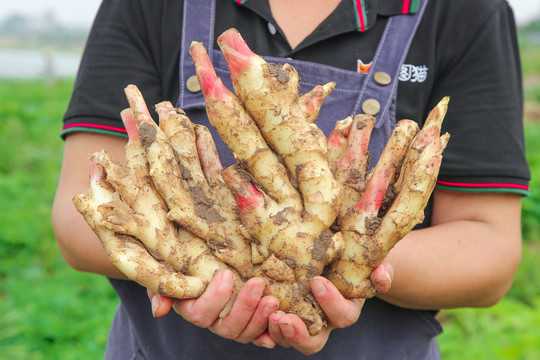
top-left (437, 23), bottom-right (540, 360)
top-left (1, 17), bottom-right (540, 360)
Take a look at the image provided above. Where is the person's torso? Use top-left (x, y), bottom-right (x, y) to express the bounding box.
top-left (105, 2), bottom-right (443, 359)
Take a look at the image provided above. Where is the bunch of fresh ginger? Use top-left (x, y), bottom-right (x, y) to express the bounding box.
top-left (73, 28), bottom-right (449, 336)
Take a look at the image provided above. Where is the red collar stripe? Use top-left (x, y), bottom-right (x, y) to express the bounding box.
top-left (353, 0), bottom-right (368, 32)
top-left (402, 0), bottom-right (410, 14)
top-left (403, 0), bottom-right (420, 14)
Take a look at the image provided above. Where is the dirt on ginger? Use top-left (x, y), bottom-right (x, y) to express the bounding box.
top-left (73, 27), bottom-right (449, 337)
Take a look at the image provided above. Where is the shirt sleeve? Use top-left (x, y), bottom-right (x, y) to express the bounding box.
top-left (61, 0), bottom-right (180, 139)
top-left (427, 0), bottom-right (530, 196)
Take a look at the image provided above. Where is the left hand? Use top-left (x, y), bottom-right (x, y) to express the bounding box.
top-left (148, 271), bottom-right (279, 347)
top-left (259, 261), bottom-right (393, 355)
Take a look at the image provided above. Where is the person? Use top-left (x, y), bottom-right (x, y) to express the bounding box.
top-left (51, 0), bottom-right (530, 358)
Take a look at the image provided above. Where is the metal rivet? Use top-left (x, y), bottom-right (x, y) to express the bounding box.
top-left (186, 75), bottom-right (201, 93)
top-left (362, 98), bottom-right (381, 116)
top-left (374, 71), bottom-right (392, 86)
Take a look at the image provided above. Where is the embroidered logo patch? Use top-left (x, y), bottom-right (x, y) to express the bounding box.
top-left (399, 64), bottom-right (428, 83)
top-left (357, 59), bottom-right (372, 73)
top-left (356, 61), bottom-right (428, 82)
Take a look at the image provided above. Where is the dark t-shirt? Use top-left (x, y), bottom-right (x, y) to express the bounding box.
top-left (62, 1), bottom-right (530, 359)
top-left (63, 0), bottom-right (530, 194)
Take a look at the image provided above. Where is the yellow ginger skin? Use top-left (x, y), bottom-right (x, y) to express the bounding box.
top-left (73, 154), bottom-right (206, 299)
top-left (190, 32), bottom-right (344, 335)
top-left (73, 93), bottom-right (249, 317)
top-left (73, 27), bottom-right (450, 338)
top-left (124, 85), bottom-right (253, 279)
top-left (327, 98), bottom-right (450, 298)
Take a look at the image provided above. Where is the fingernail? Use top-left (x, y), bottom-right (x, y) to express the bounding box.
top-left (220, 270), bottom-right (233, 291)
top-left (384, 271), bottom-right (392, 287)
top-left (269, 312), bottom-right (283, 323)
top-left (281, 322), bottom-right (294, 337)
top-left (260, 340), bottom-right (275, 349)
top-left (251, 281), bottom-right (265, 300)
top-left (376, 271), bottom-right (392, 292)
top-left (151, 295), bottom-right (160, 317)
top-left (263, 302), bottom-right (278, 317)
top-left (311, 278), bottom-right (327, 297)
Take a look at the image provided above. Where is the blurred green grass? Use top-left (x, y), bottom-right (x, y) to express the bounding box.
top-left (1, 38), bottom-right (540, 358)
top-left (0, 80), bottom-right (118, 359)
top-left (435, 38), bottom-right (540, 360)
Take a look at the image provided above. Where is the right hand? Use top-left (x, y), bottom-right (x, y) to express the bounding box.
top-left (264, 261), bottom-right (394, 355)
top-left (148, 270), bottom-right (280, 348)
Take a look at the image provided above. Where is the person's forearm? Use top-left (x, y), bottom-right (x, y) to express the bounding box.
top-left (376, 191), bottom-right (522, 310)
top-left (52, 133), bottom-right (129, 279)
top-left (378, 221), bottom-right (520, 309)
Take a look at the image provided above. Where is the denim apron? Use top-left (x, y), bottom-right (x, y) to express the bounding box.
top-left (105, 0), bottom-right (443, 359)
top-left (177, 1), bottom-right (425, 168)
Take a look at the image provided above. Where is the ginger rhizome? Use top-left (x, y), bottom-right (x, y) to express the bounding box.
top-left (73, 27), bottom-right (449, 337)
top-left (326, 99), bottom-right (450, 298)
top-left (190, 31), bottom-right (345, 334)
top-left (73, 90), bottom-right (248, 316)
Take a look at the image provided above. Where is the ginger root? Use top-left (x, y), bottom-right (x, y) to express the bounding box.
top-left (73, 93), bottom-right (246, 317)
top-left (73, 28), bottom-right (449, 336)
top-left (326, 98), bottom-right (450, 298)
top-left (190, 30), bottom-right (345, 334)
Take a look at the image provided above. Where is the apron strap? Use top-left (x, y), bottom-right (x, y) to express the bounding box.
top-left (355, 0), bottom-right (429, 128)
top-left (178, 0), bottom-right (216, 108)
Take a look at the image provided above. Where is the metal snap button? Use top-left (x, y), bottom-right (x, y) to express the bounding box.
top-left (374, 71), bottom-right (392, 86)
top-left (186, 75), bottom-right (201, 93)
top-left (362, 98), bottom-right (381, 116)
top-left (268, 23), bottom-right (277, 35)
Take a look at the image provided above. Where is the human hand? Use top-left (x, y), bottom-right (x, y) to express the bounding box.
top-left (263, 262), bottom-right (393, 355)
top-left (148, 270), bottom-right (280, 346)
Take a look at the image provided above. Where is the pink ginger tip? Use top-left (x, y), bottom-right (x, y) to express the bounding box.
top-left (198, 68), bottom-right (227, 100)
top-left (121, 109), bottom-right (139, 141)
top-left (327, 132), bottom-right (345, 148)
top-left (218, 29), bottom-right (255, 80)
top-left (88, 153), bottom-right (103, 184)
top-left (236, 183), bottom-right (263, 212)
top-left (355, 180), bottom-right (387, 214)
top-left (190, 42), bottom-right (228, 100)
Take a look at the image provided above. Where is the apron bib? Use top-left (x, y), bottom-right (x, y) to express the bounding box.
top-left (176, 0), bottom-right (427, 169)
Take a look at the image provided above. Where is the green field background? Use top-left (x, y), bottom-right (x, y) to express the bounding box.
top-left (1, 38), bottom-right (540, 359)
